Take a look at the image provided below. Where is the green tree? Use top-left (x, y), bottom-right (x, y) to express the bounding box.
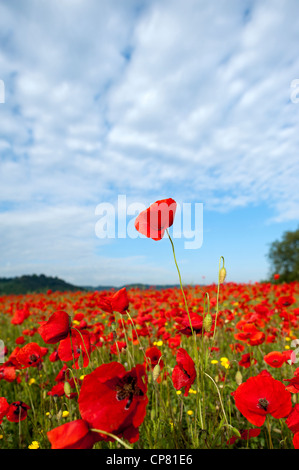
top-left (268, 227), bottom-right (299, 283)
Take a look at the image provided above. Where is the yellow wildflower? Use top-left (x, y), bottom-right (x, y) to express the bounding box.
top-left (28, 441), bottom-right (40, 449)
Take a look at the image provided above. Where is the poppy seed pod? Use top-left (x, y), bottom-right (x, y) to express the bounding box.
top-left (64, 381), bottom-right (71, 397)
top-left (203, 314), bottom-right (212, 332)
top-left (219, 267), bottom-right (227, 284)
top-left (153, 364), bottom-right (161, 381)
top-left (235, 371), bottom-right (243, 386)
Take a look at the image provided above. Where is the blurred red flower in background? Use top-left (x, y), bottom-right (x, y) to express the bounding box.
top-left (98, 287), bottom-right (129, 315)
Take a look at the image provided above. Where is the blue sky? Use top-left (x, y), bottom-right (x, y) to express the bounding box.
top-left (0, 0), bottom-right (298, 287)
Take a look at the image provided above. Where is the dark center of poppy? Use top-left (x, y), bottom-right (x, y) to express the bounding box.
top-left (28, 354), bottom-right (39, 364)
top-left (12, 401), bottom-right (26, 414)
top-left (258, 398), bottom-right (269, 411)
top-left (115, 375), bottom-right (144, 410)
top-left (183, 367), bottom-right (191, 379)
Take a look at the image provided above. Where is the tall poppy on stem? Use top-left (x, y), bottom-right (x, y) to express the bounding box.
top-left (134, 198), bottom-right (177, 240)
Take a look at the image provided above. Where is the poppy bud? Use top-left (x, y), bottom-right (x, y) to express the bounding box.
top-left (153, 364), bottom-right (161, 381)
top-left (219, 267), bottom-right (227, 284)
top-left (203, 314), bottom-right (212, 332)
top-left (64, 381), bottom-right (71, 397)
top-left (56, 410), bottom-right (62, 420)
top-left (293, 394), bottom-right (297, 404)
top-left (229, 426), bottom-right (241, 438)
top-left (235, 371), bottom-right (242, 386)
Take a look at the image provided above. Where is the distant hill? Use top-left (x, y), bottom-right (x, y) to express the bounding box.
top-left (0, 274), bottom-right (86, 295)
top-left (0, 275), bottom-right (193, 296)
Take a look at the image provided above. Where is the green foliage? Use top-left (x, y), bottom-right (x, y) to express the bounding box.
top-left (268, 227), bottom-right (299, 283)
top-left (0, 274), bottom-right (85, 295)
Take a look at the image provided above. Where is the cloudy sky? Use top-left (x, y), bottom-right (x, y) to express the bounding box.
top-left (0, 0), bottom-right (298, 287)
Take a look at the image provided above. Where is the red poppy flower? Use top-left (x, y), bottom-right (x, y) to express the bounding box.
top-left (58, 329), bottom-right (91, 369)
top-left (0, 397), bottom-right (9, 424)
top-left (47, 419), bottom-right (97, 449)
top-left (0, 366), bottom-right (17, 382)
top-left (234, 323), bottom-right (265, 347)
top-left (15, 336), bottom-right (25, 345)
top-left (229, 343), bottom-right (245, 354)
top-left (238, 352), bottom-right (257, 369)
top-left (283, 368), bottom-right (299, 393)
top-left (6, 401), bottom-right (30, 422)
top-left (38, 310), bottom-right (71, 344)
top-left (264, 351), bottom-right (286, 368)
top-left (286, 404), bottom-right (299, 433)
top-left (11, 308), bottom-right (30, 325)
top-left (176, 313), bottom-right (203, 337)
top-left (233, 373), bottom-right (292, 426)
top-left (134, 198), bottom-right (177, 240)
top-left (98, 288), bottom-right (129, 315)
top-left (110, 341), bottom-right (127, 356)
top-left (276, 295), bottom-right (296, 308)
top-left (49, 350), bottom-right (60, 362)
top-left (293, 432), bottom-right (299, 449)
top-left (15, 342), bottom-right (43, 368)
top-left (78, 362), bottom-right (148, 443)
top-left (172, 348), bottom-right (196, 397)
top-left (47, 382), bottom-right (77, 399)
top-left (144, 346), bottom-right (164, 371)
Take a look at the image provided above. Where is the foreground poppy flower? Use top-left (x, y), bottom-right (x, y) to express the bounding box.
top-left (38, 310), bottom-right (71, 344)
top-left (172, 348), bottom-right (196, 397)
top-left (47, 419), bottom-right (97, 449)
top-left (6, 401), bottom-right (30, 422)
top-left (134, 198), bottom-right (177, 240)
top-left (78, 362), bottom-right (148, 443)
top-left (233, 373), bottom-right (292, 426)
top-left (98, 288), bottom-right (129, 315)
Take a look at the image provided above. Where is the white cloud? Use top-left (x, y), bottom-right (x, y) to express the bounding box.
top-left (0, 0), bottom-right (299, 284)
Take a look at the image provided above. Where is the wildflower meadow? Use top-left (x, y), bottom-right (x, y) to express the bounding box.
top-left (0, 199), bottom-right (298, 451)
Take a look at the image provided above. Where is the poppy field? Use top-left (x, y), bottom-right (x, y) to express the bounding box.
top-left (0, 199), bottom-right (299, 450)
